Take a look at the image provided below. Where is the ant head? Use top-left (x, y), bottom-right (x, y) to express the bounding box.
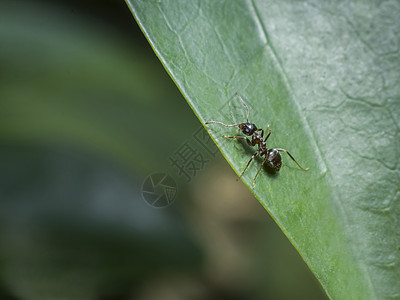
top-left (266, 149), bottom-right (282, 171)
top-left (238, 122), bottom-right (257, 136)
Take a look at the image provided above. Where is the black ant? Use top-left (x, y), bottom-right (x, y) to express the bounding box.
top-left (205, 93), bottom-right (309, 188)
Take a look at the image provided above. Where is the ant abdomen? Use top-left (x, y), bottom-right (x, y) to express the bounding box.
top-left (265, 149), bottom-right (282, 171)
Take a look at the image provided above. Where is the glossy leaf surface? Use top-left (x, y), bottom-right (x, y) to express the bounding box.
top-left (126, 0), bottom-right (400, 299)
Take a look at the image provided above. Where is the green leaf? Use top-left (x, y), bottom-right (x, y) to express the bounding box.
top-left (125, 0), bottom-right (400, 299)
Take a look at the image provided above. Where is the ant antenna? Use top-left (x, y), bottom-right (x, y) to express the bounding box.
top-left (235, 92), bottom-right (249, 122)
top-left (204, 121), bottom-right (242, 127)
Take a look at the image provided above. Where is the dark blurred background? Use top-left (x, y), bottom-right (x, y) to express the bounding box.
top-left (0, 1), bottom-right (327, 299)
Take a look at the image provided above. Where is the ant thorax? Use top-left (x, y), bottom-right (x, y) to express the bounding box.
top-left (258, 140), bottom-right (267, 152)
top-left (253, 133), bottom-right (263, 145)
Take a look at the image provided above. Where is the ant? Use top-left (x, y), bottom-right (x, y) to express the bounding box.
top-left (205, 93), bottom-right (309, 188)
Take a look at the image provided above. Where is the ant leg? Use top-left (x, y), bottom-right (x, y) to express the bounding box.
top-left (253, 156), bottom-right (268, 188)
top-left (223, 135), bottom-right (254, 146)
top-left (238, 151), bottom-right (258, 180)
top-left (235, 92), bottom-right (250, 122)
top-left (205, 121), bottom-right (242, 127)
top-left (257, 125), bottom-right (270, 139)
top-left (257, 128), bottom-right (264, 138)
top-left (276, 148), bottom-right (310, 171)
top-left (264, 127), bottom-right (272, 142)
